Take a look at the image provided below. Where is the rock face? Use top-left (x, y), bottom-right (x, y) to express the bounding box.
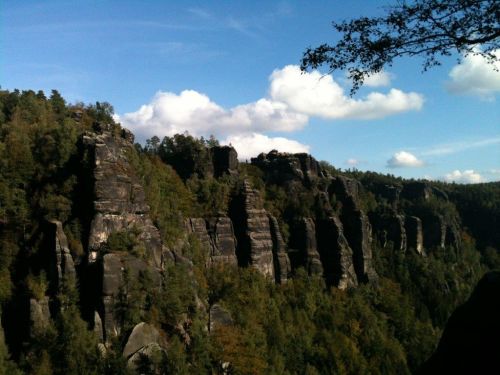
top-left (185, 217), bottom-right (238, 265)
top-left (82, 124), bottom-right (163, 268)
top-left (422, 214), bottom-right (447, 250)
top-left (419, 271), bottom-right (500, 374)
top-left (405, 216), bottom-right (424, 255)
top-left (370, 211), bottom-right (407, 252)
top-left (123, 322), bottom-right (167, 371)
top-left (211, 146), bottom-right (238, 177)
top-left (269, 215), bottom-right (291, 284)
top-left (401, 181), bottom-right (448, 202)
top-left (288, 218), bottom-right (323, 276)
top-left (44, 220), bottom-right (77, 292)
top-left (330, 176), bottom-right (378, 283)
top-left (317, 216), bottom-right (358, 289)
top-left (229, 181), bottom-right (275, 278)
top-left (100, 253), bottom-right (161, 340)
top-left (251, 150), bottom-right (324, 186)
top-left (29, 297), bottom-right (50, 336)
top-left (209, 304), bottom-right (233, 333)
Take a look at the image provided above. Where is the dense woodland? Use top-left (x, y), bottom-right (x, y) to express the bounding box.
top-left (0, 89), bottom-right (499, 374)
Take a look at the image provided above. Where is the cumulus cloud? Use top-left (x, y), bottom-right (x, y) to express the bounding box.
top-left (120, 90), bottom-right (307, 140)
top-left (363, 71), bottom-right (393, 87)
top-left (446, 49), bottom-right (500, 99)
top-left (119, 65), bottom-right (424, 159)
top-left (223, 133), bottom-right (309, 160)
top-left (269, 65), bottom-right (423, 119)
top-left (444, 170), bottom-right (483, 184)
top-left (387, 151), bottom-right (424, 168)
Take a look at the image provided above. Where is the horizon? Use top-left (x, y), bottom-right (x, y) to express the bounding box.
top-left (2, 0), bottom-right (499, 183)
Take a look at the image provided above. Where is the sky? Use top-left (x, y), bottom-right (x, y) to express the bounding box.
top-left (2, 0), bottom-right (499, 183)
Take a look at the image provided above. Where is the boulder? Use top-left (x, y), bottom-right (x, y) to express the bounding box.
top-left (317, 216), bottom-right (358, 289)
top-left (123, 322), bottom-right (167, 371)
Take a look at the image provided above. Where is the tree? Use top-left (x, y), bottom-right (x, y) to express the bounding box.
top-left (301, 0), bottom-right (500, 94)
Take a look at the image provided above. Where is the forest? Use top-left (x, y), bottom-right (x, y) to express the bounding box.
top-left (0, 89), bottom-right (499, 374)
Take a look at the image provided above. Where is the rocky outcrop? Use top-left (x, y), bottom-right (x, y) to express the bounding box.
top-left (82, 124), bottom-right (163, 268)
top-left (211, 146), bottom-right (238, 177)
top-left (419, 271), bottom-right (500, 374)
top-left (288, 218), bottom-right (323, 276)
top-left (209, 304), bottom-right (233, 333)
top-left (422, 214), bottom-right (447, 250)
top-left (29, 297), bottom-right (50, 336)
top-left (229, 181), bottom-right (275, 278)
top-left (185, 217), bottom-right (238, 265)
top-left (206, 217), bottom-right (238, 265)
top-left (251, 150), bottom-right (324, 186)
top-left (269, 215), bottom-right (291, 284)
top-left (405, 216), bottom-right (424, 255)
top-left (317, 216), bottom-right (358, 289)
top-left (401, 181), bottom-right (448, 202)
top-left (100, 253), bottom-right (161, 340)
top-left (123, 322), bottom-right (167, 371)
top-left (330, 176), bottom-right (378, 283)
top-left (370, 211), bottom-right (407, 252)
top-left (44, 220), bottom-right (76, 293)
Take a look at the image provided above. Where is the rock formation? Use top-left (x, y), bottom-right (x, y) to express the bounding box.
top-left (405, 216), bottom-right (424, 255)
top-left (269, 215), bottom-right (291, 284)
top-left (29, 297), bottom-right (50, 337)
top-left (251, 150), bottom-right (324, 186)
top-left (122, 322), bottom-right (167, 371)
top-left (316, 216), bottom-right (358, 289)
top-left (44, 220), bottom-right (76, 292)
top-left (209, 304), bottom-right (234, 333)
top-left (370, 211), bottom-right (407, 252)
top-left (330, 176), bottom-right (378, 283)
top-left (82, 124), bottom-right (163, 268)
top-left (185, 217), bottom-right (238, 265)
top-left (288, 218), bottom-right (323, 276)
top-left (211, 146), bottom-right (239, 177)
top-left (229, 180), bottom-right (275, 278)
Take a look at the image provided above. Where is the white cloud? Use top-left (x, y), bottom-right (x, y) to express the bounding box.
top-left (119, 65), bottom-right (424, 156)
top-left (346, 158), bottom-right (359, 167)
top-left (223, 133), bottom-right (309, 160)
top-left (120, 90), bottom-right (307, 141)
top-left (447, 49), bottom-right (500, 99)
top-left (444, 170), bottom-right (483, 184)
top-left (269, 65), bottom-right (423, 119)
top-left (387, 151), bottom-right (424, 168)
top-left (363, 71), bottom-right (393, 87)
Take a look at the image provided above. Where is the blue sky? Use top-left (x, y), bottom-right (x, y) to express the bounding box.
top-left (2, 0), bottom-right (499, 183)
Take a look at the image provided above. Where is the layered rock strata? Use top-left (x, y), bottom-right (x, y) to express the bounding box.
top-left (82, 124), bottom-right (163, 268)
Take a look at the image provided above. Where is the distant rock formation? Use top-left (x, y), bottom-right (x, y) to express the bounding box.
top-left (317, 216), bottom-right (358, 289)
top-left (229, 180), bottom-right (275, 278)
top-left (419, 271), bottom-right (500, 374)
top-left (405, 216), bottom-right (424, 255)
top-left (185, 217), bottom-right (238, 265)
top-left (269, 215), bottom-right (291, 284)
top-left (211, 146), bottom-right (239, 177)
top-left (330, 176), bottom-right (378, 283)
top-left (251, 150), bottom-right (325, 186)
top-left (123, 322), bottom-right (167, 371)
top-left (288, 217), bottom-right (323, 276)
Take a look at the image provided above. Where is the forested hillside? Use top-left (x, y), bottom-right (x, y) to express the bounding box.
top-left (0, 89), bottom-right (498, 374)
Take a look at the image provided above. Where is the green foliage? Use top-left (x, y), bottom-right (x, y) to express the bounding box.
top-left (102, 227), bottom-right (145, 258)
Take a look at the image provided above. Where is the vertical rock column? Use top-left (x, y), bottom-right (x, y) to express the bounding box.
top-left (330, 176), bottom-right (378, 283)
top-left (405, 216), bottom-right (424, 255)
top-left (288, 218), bottom-right (323, 276)
top-left (230, 181), bottom-right (275, 278)
top-left (269, 215), bottom-right (291, 284)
